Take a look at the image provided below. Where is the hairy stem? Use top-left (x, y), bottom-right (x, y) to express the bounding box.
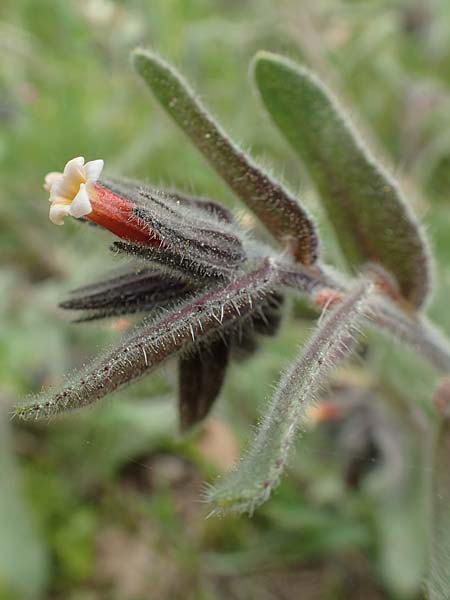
top-left (279, 262), bottom-right (450, 373)
top-left (207, 280), bottom-right (373, 515)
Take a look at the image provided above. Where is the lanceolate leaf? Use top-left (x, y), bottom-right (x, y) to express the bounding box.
top-left (60, 268), bottom-right (192, 321)
top-left (132, 49), bottom-right (319, 266)
top-left (178, 339), bottom-right (230, 431)
top-left (253, 51), bottom-right (431, 308)
top-left (207, 280), bottom-right (373, 515)
top-left (16, 260), bottom-right (280, 420)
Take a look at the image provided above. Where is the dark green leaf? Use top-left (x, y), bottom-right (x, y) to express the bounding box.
top-left (253, 51), bottom-right (431, 308)
top-left (132, 49), bottom-right (319, 265)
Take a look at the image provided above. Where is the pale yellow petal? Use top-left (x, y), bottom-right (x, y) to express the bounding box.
top-left (84, 159), bottom-right (104, 182)
top-left (63, 156), bottom-right (85, 177)
top-left (69, 184), bottom-right (92, 218)
top-left (52, 167), bottom-right (85, 201)
top-left (49, 202), bottom-right (70, 225)
top-left (45, 157), bottom-right (104, 225)
top-left (44, 171), bottom-right (63, 193)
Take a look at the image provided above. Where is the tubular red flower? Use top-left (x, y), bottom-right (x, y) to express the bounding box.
top-left (87, 183), bottom-right (160, 245)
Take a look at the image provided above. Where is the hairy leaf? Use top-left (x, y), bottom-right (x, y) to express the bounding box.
top-left (16, 260), bottom-right (281, 420)
top-left (178, 339), bottom-right (230, 431)
top-left (60, 268), bottom-right (192, 321)
top-left (253, 51), bottom-right (431, 308)
top-left (278, 262), bottom-right (450, 373)
top-left (111, 240), bottom-right (223, 284)
top-left (369, 298), bottom-right (450, 373)
top-left (132, 49), bottom-right (319, 265)
top-left (207, 280), bottom-right (373, 515)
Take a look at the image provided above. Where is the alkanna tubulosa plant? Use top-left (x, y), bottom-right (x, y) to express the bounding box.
top-left (16, 49), bottom-right (450, 587)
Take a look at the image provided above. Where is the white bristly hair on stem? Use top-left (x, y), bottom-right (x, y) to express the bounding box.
top-left (207, 278), bottom-right (374, 515)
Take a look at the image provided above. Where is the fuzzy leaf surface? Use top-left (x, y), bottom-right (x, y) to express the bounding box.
top-left (16, 260), bottom-right (280, 420)
top-left (368, 298), bottom-right (450, 373)
top-left (207, 280), bottom-right (373, 515)
top-left (103, 179), bottom-right (247, 281)
top-left (60, 268), bottom-right (192, 321)
top-left (253, 51), bottom-right (431, 308)
top-left (178, 339), bottom-right (229, 431)
top-left (132, 49), bottom-right (318, 265)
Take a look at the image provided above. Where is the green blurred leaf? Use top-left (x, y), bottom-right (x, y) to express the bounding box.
top-left (373, 476), bottom-right (427, 597)
top-left (253, 51), bottom-right (431, 308)
top-left (363, 403), bottom-right (428, 598)
top-left (0, 410), bottom-right (49, 598)
top-left (81, 398), bottom-right (176, 477)
top-left (53, 508), bottom-right (96, 584)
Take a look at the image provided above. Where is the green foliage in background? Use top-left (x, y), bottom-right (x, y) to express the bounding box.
top-left (3, 1), bottom-right (450, 599)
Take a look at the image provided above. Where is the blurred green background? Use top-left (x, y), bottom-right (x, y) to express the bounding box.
top-left (2, 0), bottom-right (450, 598)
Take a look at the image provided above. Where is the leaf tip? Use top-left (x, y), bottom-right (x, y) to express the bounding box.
top-left (251, 50), bottom-right (283, 83)
top-left (131, 47), bottom-right (153, 74)
top-left (14, 402), bottom-right (39, 421)
top-left (131, 47), bottom-right (170, 81)
top-left (251, 50), bottom-right (311, 82)
top-left (252, 49), bottom-right (286, 68)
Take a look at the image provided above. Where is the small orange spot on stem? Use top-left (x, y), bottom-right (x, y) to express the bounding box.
top-left (314, 288), bottom-right (344, 310)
